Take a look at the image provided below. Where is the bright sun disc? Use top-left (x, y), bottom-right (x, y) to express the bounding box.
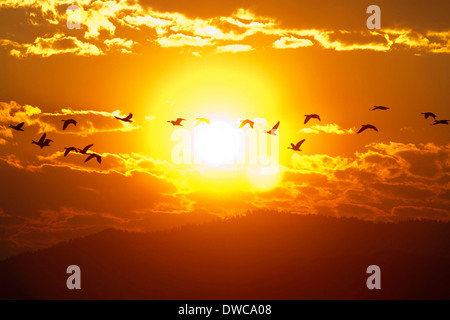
top-left (193, 120), bottom-right (240, 166)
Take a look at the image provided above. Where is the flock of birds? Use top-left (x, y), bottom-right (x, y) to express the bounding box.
top-left (7, 114), bottom-right (135, 164)
top-left (164, 106), bottom-right (448, 153)
top-left (6, 107), bottom-right (449, 163)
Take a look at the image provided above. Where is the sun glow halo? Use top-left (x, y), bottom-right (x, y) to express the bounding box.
top-left (193, 119), bottom-right (240, 166)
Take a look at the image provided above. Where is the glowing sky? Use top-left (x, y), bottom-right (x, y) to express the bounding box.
top-left (0, 0), bottom-right (449, 260)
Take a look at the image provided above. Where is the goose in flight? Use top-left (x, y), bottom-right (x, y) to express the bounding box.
top-left (42, 139), bottom-right (53, 147)
top-left (288, 139), bottom-right (305, 152)
top-left (85, 153), bottom-right (102, 164)
top-left (32, 133), bottom-right (51, 149)
top-left (432, 120), bottom-right (449, 125)
top-left (61, 119), bottom-right (77, 130)
top-left (168, 118), bottom-right (186, 126)
top-left (195, 118), bottom-right (210, 127)
top-left (304, 114), bottom-right (320, 124)
top-left (421, 112), bottom-right (436, 120)
top-left (64, 147), bottom-right (78, 157)
top-left (9, 122), bottom-right (25, 131)
top-left (370, 106), bottom-right (390, 111)
top-left (357, 124), bottom-right (378, 134)
top-left (239, 119), bottom-right (255, 129)
top-left (115, 113), bottom-right (133, 123)
top-left (264, 121), bottom-right (280, 135)
top-left (77, 144), bottom-right (94, 154)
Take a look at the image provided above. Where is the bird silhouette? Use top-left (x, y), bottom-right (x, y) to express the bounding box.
top-left (195, 118), bottom-right (210, 127)
top-left (85, 153), bottom-right (102, 164)
top-left (304, 114), bottom-right (320, 124)
top-left (115, 113), bottom-right (133, 122)
top-left (432, 120), bottom-right (449, 125)
top-left (239, 119), bottom-right (255, 129)
top-left (357, 124), bottom-right (378, 134)
top-left (9, 122), bottom-right (25, 131)
top-left (168, 118), bottom-right (186, 126)
top-left (43, 139), bottom-right (53, 147)
top-left (61, 119), bottom-right (77, 130)
top-left (288, 139), bottom-right (305, 151)
top-left (264, 121), bottom-right (280, 135)
top-left (421, 112), bottom-right (436, 120)
top-left (370, 106), bottom-right (390, 111)
top-left (32, 133), bottom-right (51, 149)
top-left (77, 144), bottom-right (94, 154)
top-left (64, 147), bottom-right (78, 157)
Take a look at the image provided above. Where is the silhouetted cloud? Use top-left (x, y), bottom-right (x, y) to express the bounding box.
top-left (1, 2), bottom-right (449, 57)
top-left (0, 101), bottom-right (139, 139)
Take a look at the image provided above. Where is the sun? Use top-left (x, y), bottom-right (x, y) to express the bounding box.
top-left (193, 118), bottom-right (240, 166)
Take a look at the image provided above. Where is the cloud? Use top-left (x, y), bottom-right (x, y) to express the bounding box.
top-left (1, 2), bottom-right (449, 57)
top-left (156, 34), bottom-right (213, 47)
top-left (273, 36), bottom-right (313, 49)
top-left (216, 44), bottom-right (254, 53)
top-left (4, 33), bottom-right (103, 58)
top-left (298, 124), bottom-right (356, 135)
top-left (0, 101), bottom-right (140, 138)
top-left (278, 142), bottom-right (450, 222)
top-left (104, 37), bottom-right (135, 53)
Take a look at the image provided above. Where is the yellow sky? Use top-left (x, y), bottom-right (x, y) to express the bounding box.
top-left (0, 0), bottom-right (449, 259)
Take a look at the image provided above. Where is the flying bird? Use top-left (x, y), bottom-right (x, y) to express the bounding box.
top-left (77, 144), bottom-right (94, 154)
top-left (357, 124), bottom-right (378, 134)
top-left (32, 133), bottom-right (51, 149)
top-left (64, 147), bottom-right (78, 157)
top-left (168, 118), bottom-right (186, 126)
top-left (195, 118), bottom-right (210, 126)
top-left (61, 119), bottom-right (77, 130)
top-left (115, 113), bottom-right (133, 122)
top-left (432, 120), bottom-right (449, 125)
top-left (421, 112), bottom-right (436, 120)
top-left (43, 139), bottom-right (53, 147)
top-left (9, 122), bottom-right (25, 131)
top-left (85, 153), bottom-right (102, 164)
top-left (264, 121), bottom-right (280, 135)
top-left (304, 114), bottom-right (320, 124)
top-left (239, 119), bottom-right (255, 129)
top-left (370, 106), bottom-right (390, 111)
top-left (288, 139), bottom-right (305, 152)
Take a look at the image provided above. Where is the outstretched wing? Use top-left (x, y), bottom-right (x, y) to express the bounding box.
top-left (84, 144), bottom-right (94, 152)
top-left (304, 115), bottom-right (311, 124)
top-left (85, 154), bottom-right (102, 163)
top-left (296, 139), bottom-right (306, 148)
top-left (16, 122), bottom-right (25, 129)
top-left (64, 147), bottom-right (76, 157)
top-left (271, 121), bottom-right (280, 131)
top-left (63, 119), bottom-right (77, 130)
top-left (357, 126), bottom-right (366, 134)
top-left (38, 133), bottom-right (46, 144)
top-left (239, 120), bottom-right (247, 128)
top-left (125, 113), bottom-right (133, 121)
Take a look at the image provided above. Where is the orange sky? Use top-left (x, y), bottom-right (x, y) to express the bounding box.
top-left (0, 0), bottom-right (449, 260)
